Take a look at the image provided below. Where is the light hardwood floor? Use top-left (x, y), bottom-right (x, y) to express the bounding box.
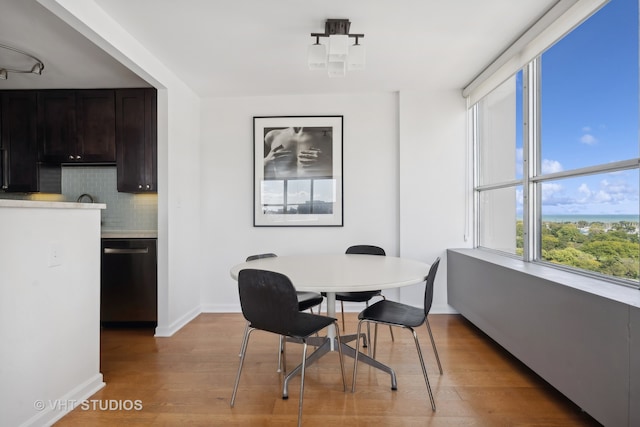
top-left (56, 313), bottom-right (601, 426)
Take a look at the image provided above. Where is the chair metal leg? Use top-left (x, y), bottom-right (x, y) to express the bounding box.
top-left (411, 328), bottom-right (436, 411)
top-left (373, 323), bottom-right (379, 359)
top-left (297, 341), bottom-right (308, 427)
top-left (238, 321), bottom-right (249, 357)
top-left (292, 323), bottom-right (345, 427)
top-left (282, 336), bottom-right (287, 374)
top-left (231, 326), bottom-right (253, 407)
top-left (365, 301), bottom-right (372, 353)
top-left (351, 319), bottom-right (365, 392)
top-left (340, 300), bottom-right (346, 330)
top-left (425, 318), bottom-right (443, 375)
top-left (277, 335), bottom-right (284, 373)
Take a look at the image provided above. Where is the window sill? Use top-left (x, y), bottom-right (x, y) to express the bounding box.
top-left (448, 248), bottom-right (640, 309)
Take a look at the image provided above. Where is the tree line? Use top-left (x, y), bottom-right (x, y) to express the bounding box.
top-left (516, 220), bottom-right (639, 281)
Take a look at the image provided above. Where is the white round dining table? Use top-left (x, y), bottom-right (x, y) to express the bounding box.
top-left (230, 253), bottom-right (431, 397)
top-left (230, 253), bottom-right (429, 292)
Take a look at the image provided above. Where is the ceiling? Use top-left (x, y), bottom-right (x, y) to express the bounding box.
top-left (0, 0), bottom-right (148, 90)
top-left (0, 0), bottom-right (558, 97)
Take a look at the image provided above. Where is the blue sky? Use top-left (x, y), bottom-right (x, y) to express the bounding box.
top-left (516, 0), bottom-right (639, 216)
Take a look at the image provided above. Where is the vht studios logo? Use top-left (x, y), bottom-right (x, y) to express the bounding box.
top-left (34, 399), bottom-right (143, 411)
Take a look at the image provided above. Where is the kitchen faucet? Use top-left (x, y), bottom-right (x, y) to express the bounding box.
top-left (76, 193), bottom-right (94, 203)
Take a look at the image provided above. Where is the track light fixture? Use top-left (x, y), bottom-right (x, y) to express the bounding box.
top-left (0, 43), bottom-right (45, 80)
top-left (308, 19), bottom-right (365, 78)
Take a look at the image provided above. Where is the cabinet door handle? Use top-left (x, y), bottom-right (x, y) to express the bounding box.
top-left (76, 155), bottom-right (81, 160)
top-left (69, 155), bottom-right (75, 160)
top-left (146, 184), bottom-right (151, 189)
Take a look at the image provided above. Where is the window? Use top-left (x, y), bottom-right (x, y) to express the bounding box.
top-left (475, 72), bottom-right (524, 254)
top-left (473, 0), bottom-right (640, 286)
top-left (261, 178), bottom-right (335, 214)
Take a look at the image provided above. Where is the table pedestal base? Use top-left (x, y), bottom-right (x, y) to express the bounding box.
top-left (282, 334), bottom-right (397, 399)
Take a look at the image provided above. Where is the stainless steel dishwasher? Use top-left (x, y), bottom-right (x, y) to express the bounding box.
top-left (101, 238), bottom-right (157, 327)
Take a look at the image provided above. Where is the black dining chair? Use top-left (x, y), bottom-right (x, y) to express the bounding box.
top-left (239, 253), bottom-right (324, 372)
top-left (231, 269), bottom-right (346, 427)
top-left (351, 257), bottom-right (442, 411)
top-left (328, 245), bottom-right (394, 346)
top-left (239, 252), bottom-right (323, 372)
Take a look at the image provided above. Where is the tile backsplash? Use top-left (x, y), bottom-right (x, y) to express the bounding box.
top-left (1, 166), bottom-right (157, 232)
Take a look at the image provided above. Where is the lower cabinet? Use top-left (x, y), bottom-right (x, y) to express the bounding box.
top-left (100, 238), bottom-right (157, 326)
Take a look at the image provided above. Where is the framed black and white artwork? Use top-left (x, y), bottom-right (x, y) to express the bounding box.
top-left (253, 115), bottom-right (343, 227)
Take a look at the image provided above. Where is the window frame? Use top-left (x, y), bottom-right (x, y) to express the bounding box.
top-left (473, 55), bottom-right (640, 289)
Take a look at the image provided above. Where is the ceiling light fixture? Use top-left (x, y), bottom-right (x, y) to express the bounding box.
top-left (0, 43), bottom-right (45, 80)
top-left (308, 19), bottom-right (365, 78)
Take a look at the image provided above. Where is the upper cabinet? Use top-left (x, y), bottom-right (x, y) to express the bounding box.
top-left (0, 88), bottom-right (156, 194)
top-left (115, 88), bottom-right (157, 193)
top-left (0, 91), bottom-right (60, 193)
top-left (77, 90), bottom-right (116, 163)
top-left (38, 90), bottom-right (116, 164)
top-left (37, 90), bottom-right (75, 163)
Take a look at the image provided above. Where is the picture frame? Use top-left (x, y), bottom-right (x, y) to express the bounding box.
top-left (253, 115), bottom-right (343, 227)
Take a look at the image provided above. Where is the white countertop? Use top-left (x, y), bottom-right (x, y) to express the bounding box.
top-left (0, 199), bottom-right (106, 209)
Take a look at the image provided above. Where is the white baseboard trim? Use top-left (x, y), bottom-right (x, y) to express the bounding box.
top-left (200, 303), bottom-right (240, 313)
top-left (155, 305), bottom-right (201, 337)
top-left (21, 373), bottom-right (105, 427)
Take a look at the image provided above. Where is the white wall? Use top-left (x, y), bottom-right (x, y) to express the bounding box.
top-left (398, 90), bottom-right (470, 312)
top-left (199, 89), bottom-right (470, 313)
top-left (0, 202), bottom-right (104, 427)
top-left (161, 87), bottom-right (202, 335)
top-left (199, 93), bottom-right (400, 310)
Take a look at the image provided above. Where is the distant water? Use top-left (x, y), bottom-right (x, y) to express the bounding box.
top-left (536, 214), bottom-right (639, 223)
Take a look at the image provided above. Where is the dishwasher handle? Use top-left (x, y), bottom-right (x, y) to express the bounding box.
top-left (104, 247), bottom-right (150, 254)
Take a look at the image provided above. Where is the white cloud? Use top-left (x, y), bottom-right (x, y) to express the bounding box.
top-left (540, 182), bottom-right (568, 205)
top-left (542, 174), bottom-right (638, 213)
top-left (541, 159), bottom-right (563, 174)
top-left (592, 190), bottom-right (613, 203)
top-left (576, 183), bottom-right (592, 202)
top-left (580, 133), bottom-right (598, 145)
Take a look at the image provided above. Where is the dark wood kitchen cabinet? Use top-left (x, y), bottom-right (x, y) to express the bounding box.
top-left (115, 88), bottom-right (157, 192)
top-left (0, 91), bottom-right (60, 193)
top-left (77, 90), bottom-right (116, 162)
top-left (38, 89), bottom-right (116, 164)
